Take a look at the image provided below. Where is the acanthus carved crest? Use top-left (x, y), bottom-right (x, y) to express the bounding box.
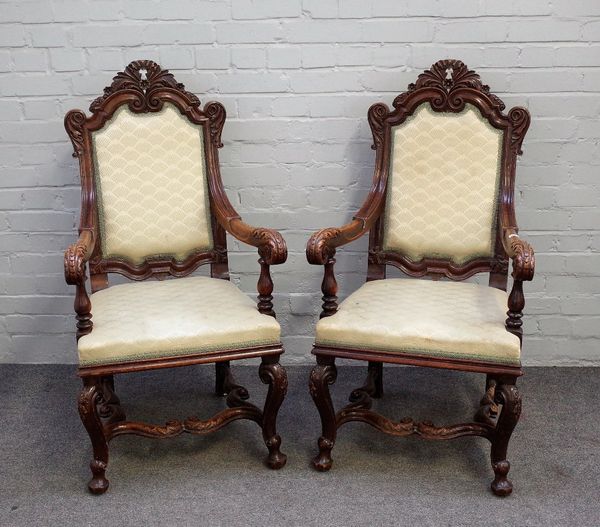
top-left (393, 59), bottom-right (506, 111)
top-left (89, 60), bottom-right (200, 112)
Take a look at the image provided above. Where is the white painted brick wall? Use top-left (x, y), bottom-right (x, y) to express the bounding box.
top-left (1, 1), bottom-right (599, 365)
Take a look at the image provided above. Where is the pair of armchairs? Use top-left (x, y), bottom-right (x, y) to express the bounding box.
top-left (64, 60), bottom-right (534, 496)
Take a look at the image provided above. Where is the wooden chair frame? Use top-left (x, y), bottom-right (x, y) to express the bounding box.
top-left (306, 60), bottom-right (535, 496)
top-left (64, 60), bottom-right (288, 494)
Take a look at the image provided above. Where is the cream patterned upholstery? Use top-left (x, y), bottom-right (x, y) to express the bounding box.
top-left (315, 279), bottom-right (520, 366)
top-left (92, 103), bottom-right (213, 263)
top-left (383, 104), bottom-right (503, 264)
top-left (78, 276), bottom-right (281, 366)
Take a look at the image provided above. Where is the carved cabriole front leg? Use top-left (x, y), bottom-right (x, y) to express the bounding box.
top-left (78, 379), bottom-right (109, 494)
top-left (490, 380), bottom-right (522, 496)
top-left (309, 355), bottom-right (338, 471)
top-left (259, 355), bottom-right (288, 469)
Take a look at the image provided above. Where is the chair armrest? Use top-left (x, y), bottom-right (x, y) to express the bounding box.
top-left (306, 218), bottom-right (371, 265)
top-left (64, 230), bottom-right (94, 285)
top-left (502, 229), bottom-right (535, 281)
top-left (218, 214), bottom-right (287, 317)
top-left (305, 187), bottom-right (384, 317)
top-left (306, 217), bottom-right (373, 318)
top-left (306, 170), bottom-right (385, 265)
top-left (225, 218), bottom-right (287, 266)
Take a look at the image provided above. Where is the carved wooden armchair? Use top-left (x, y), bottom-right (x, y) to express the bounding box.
top-left (307, 60), bottom-right (534, 496)
top-left (64, 61), bottom-right (288, 494)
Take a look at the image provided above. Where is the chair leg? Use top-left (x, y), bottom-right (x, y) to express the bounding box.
top-left (490, 379), bottom-right (522, 496)
top-left (98, 375), bottom-right (126, 424)
top-left (309, 356), bottom-right (338, 471)
top-left (215, 361), bottom-right (230, 396)
top-left (474, 375), bottom-right (498, 426)
top-left (258, 356), bottom-right (288, 469)
top-left (370, 361), bottom-right (383, 398)
top-left (78, 378), bottom-right (109, 495)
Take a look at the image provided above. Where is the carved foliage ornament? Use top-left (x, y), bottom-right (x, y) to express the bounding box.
top-left (508, 234), bottom-right (535, 281)
top-left (306, 227), bottom-right (343, 265)
top-left (89, 60), bottom-right (200, 112)
top-left (393, 59), bottom-right (506, 111)
top-left (65, 239), bottom-right (88, 285)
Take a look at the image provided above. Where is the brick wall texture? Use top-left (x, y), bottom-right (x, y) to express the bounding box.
top-left (1, 0), bottom-right (599, 365)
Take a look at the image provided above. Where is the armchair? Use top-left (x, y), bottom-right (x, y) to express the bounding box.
top-left (64, 61), bottom-right (288, 494)
top-left (307, 60), bottom-right (534, 496)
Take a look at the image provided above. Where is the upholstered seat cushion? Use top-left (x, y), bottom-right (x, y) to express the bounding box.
top-left (315, 279), bottom-right (520, 366)
top-left (78, 276), bottom-right (281, 367)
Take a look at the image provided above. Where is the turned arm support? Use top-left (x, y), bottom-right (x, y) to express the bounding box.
top-left (306, 215), bottom-right (376, 318)
top-left (501, 228), bottom-right (535, 337)
top-left (219, 216), bottom-right (287, 317)
top-left (64, 230), bottom-right (95, 338)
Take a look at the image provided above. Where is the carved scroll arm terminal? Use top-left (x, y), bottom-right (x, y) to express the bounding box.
top-left (502, 229), bottom-right (535, 282)
top-left (65, 230), bottom-right (94, 285)
top-left (231, 219), bottom-right (287, 267)
top-left (306, 218), bottom-right (370, 266)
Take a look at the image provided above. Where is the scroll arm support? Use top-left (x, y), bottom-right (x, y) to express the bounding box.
top-left (502, 229), bottom-right (535, 338)
top-left (65, 230), bottom-right (95, 339)
top-left (220, 217), bottom-right (287, 316)
top-left (306, 219), bottom-right (371, 319)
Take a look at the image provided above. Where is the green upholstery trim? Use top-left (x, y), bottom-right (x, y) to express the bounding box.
top-left (79, 337), bottom-right (282, 367)
top-left (315, 338), bottom-right (521, 367)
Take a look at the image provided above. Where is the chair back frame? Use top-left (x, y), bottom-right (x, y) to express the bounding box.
top-left (364, 59), bottom-right (530, 289)
top-left (65, 60), bottom-right (232, 289)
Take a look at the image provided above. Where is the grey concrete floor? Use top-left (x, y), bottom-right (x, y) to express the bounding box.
top-left (0, 364), bottom-right (598, 526)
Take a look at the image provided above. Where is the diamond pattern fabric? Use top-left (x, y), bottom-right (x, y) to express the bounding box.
top-left (77, 276), bottom-right (281, 366)
top-left (315, 279), bottom-right (520, 366)
top-left (92, 103), bottom-right (213, 263)
top-left (383, 104), bottom-right (503, 264)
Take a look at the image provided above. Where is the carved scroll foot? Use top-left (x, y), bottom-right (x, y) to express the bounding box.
top-left (309, 357), bottom-right (338, 472)
top-left (98, 375), bottom-right (126, 425)
top-left (259, 356), bottom-right (288, 469)
top-left (221, 363), bottom-right (252, 408)
top-left (313, 436), bottom-right (334, 472)
top-left (474, 376), bottom-right (498, 427)
top-left (79, 380), bottom-right (109, 495)
top-left (490, 381), bottom-right (521, 497)
top-left (350, 361), bottom-right (383, 403)
top-left (88, 460), bottom-right (109, 495)
top-left (491, 460), bottom-right (512, 496)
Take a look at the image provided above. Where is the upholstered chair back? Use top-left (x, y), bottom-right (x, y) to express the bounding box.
top-left (382, 103), bottom-right (503, 265)
top-left (91, 103), bottom-right (213, 264)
